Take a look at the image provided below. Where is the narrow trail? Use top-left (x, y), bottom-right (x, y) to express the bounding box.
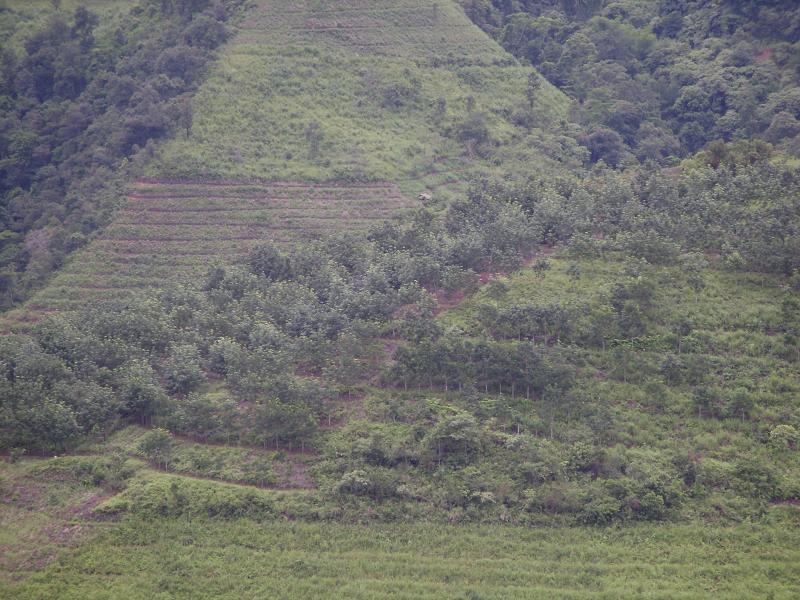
top-left (145, 466), bottom-right (315, 492)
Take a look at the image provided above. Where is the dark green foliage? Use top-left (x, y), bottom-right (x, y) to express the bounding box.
top-left (581, 127), bottom-right (625, 167)
top-left (163, 344), bottom-right (204, 394)
top-left (248, 244), bottom-right (291, 281)
top-left (466, 0), bottom-right (800, 164)
top-left (0, 1), bottom-right (239, 307)
top-left (117, 360), bottom-right (170, 424)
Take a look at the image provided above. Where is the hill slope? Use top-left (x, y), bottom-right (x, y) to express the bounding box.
top-left (2, 1), bottom-right (800, 596)
top-left (3, 0), bottom-right (573, 327)
top-left (150, 0), bottom-right (574, 191)
top-left (2, 180), bottom-right (416, 321)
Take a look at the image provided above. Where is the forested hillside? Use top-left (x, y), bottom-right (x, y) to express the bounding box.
top-left (1, 1), bottom-right (799, 598)
top-left (461, 0), bottom-right (800, 163)
top-left (0, 0), bottom-right (244, 308)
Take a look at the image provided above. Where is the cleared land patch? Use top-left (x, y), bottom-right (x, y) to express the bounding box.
top-left (152, 0), bottom-right (573, 190)
top-left (238, 1), bottom-right (508, 61)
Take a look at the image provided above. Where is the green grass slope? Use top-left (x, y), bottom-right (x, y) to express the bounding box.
top-left (2, 512), bottom-right (799, 599)
top-left (151, 0), bottom-right (575, 194)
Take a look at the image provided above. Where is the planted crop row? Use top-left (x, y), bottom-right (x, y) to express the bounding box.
top-left (240, 0), bottom-right (505, 62)
top-left (3, 180), bottom-right (416, 325)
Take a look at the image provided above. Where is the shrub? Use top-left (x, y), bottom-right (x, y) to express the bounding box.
top-left (454, 112), bottom-right (490, 145)
top-left (163, 344), bottom-right (204, 394)
top-left (522, 482), bottom-right (582, 514)
top-left (98, 473), bottom-right (276, 519)
top-left (138, 428), bottom-right (173, 470)
top-left (337, 470), bottom-right (372, 497)
top-left (380, 81), bottom-right (419, 109)
top-left (578, 485), bottom-right (622, 524)
top-left (769, 425), bottom-right (799, 451)
top-left (696, 458), bottom-right (735, 490)
top-left (733, 457), bottom-right (779, 500)
top-left (248, 244), bottom-right (291, 281)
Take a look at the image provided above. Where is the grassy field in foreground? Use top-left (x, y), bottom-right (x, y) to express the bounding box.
top-left (1, 517), bottom-right (799, 599)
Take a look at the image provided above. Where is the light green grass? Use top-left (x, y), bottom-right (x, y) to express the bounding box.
top-left (440, 256), bottom-right (788, 358)
top-left (2, 515), bottom-right (799, 599)
top-left (85, 425), bottom-right (304, 488)
top-left (0, 458), bottom-right (111, 580)
top-left (152, 0), bottom-right (575, 193)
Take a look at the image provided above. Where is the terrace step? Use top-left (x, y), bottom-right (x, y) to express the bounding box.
top-left (3, 180), bottom-right (416, 326)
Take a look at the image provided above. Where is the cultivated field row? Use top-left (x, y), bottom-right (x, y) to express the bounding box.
top-left (2, 180), bottom-right (415, 327)
top-left (237, 0), bottom-right (506, 62)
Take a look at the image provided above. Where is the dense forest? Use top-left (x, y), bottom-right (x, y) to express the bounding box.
top-left (1, 1), bottom-right (800, 597)
top-left (0, 0), bottom-right (243, 308)
top-left (462, 0), bottom-right (800, 163)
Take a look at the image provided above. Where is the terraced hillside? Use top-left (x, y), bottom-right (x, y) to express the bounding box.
top-left (3, 0), bottom-right (572, 330)
top-left (240, 0), bottom-right (507, 59)
top-left (2, 180), bottom-right (415, 326)
top-left (152, 0), bottom-right (574, 190)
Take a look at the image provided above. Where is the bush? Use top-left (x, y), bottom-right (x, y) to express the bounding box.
top-left (454, 112), bottom-right (491, 145)
top-left (336, 470), bottom-right (373, 497)
top-left (696, 458), bottom-right (735, 490)
top-left (163, 344), bottom-right (204, 394)
top-left (769, 425), bottom-right (799, 451)
top-left (733, 457), bottom-right (779, 500)
top-left (380, 81), bottom-right (419, 109)
top-left (522, 482), bottom-right (583, 514)
top-left (208, 338), bottom-right (242, 376)
top-left (98, 473), bottom-right (276, 519)
top-left (248, 244), bottom-right (291, 280)
top-left (138, 428), bottom-right (173, 470)
top-left (577, 485), bottom-right (623, 524)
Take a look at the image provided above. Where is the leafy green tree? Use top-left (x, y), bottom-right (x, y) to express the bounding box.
top-left (248, 244), bottom-right (291, 281)
top-left (253, 397), bottom-right (317, 451)
top-left (170, 392), bottom-right (236, 442)
top-left (401, 295), bottom-right (441, 344)
top-left (581, 127), bottom-right (625, 167)
top-left (164, 344), bottom-right (204, 395)
top-left (423, 411), bottom-right (484, 466)
top-left (208, 338), bottom-right (244, 375)
top-left (19, 398), bottom-right (80, 453)
top-left (138, 428), bottom-right (173, 470)
top-left (116, 360), bottom-right (169, 425)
